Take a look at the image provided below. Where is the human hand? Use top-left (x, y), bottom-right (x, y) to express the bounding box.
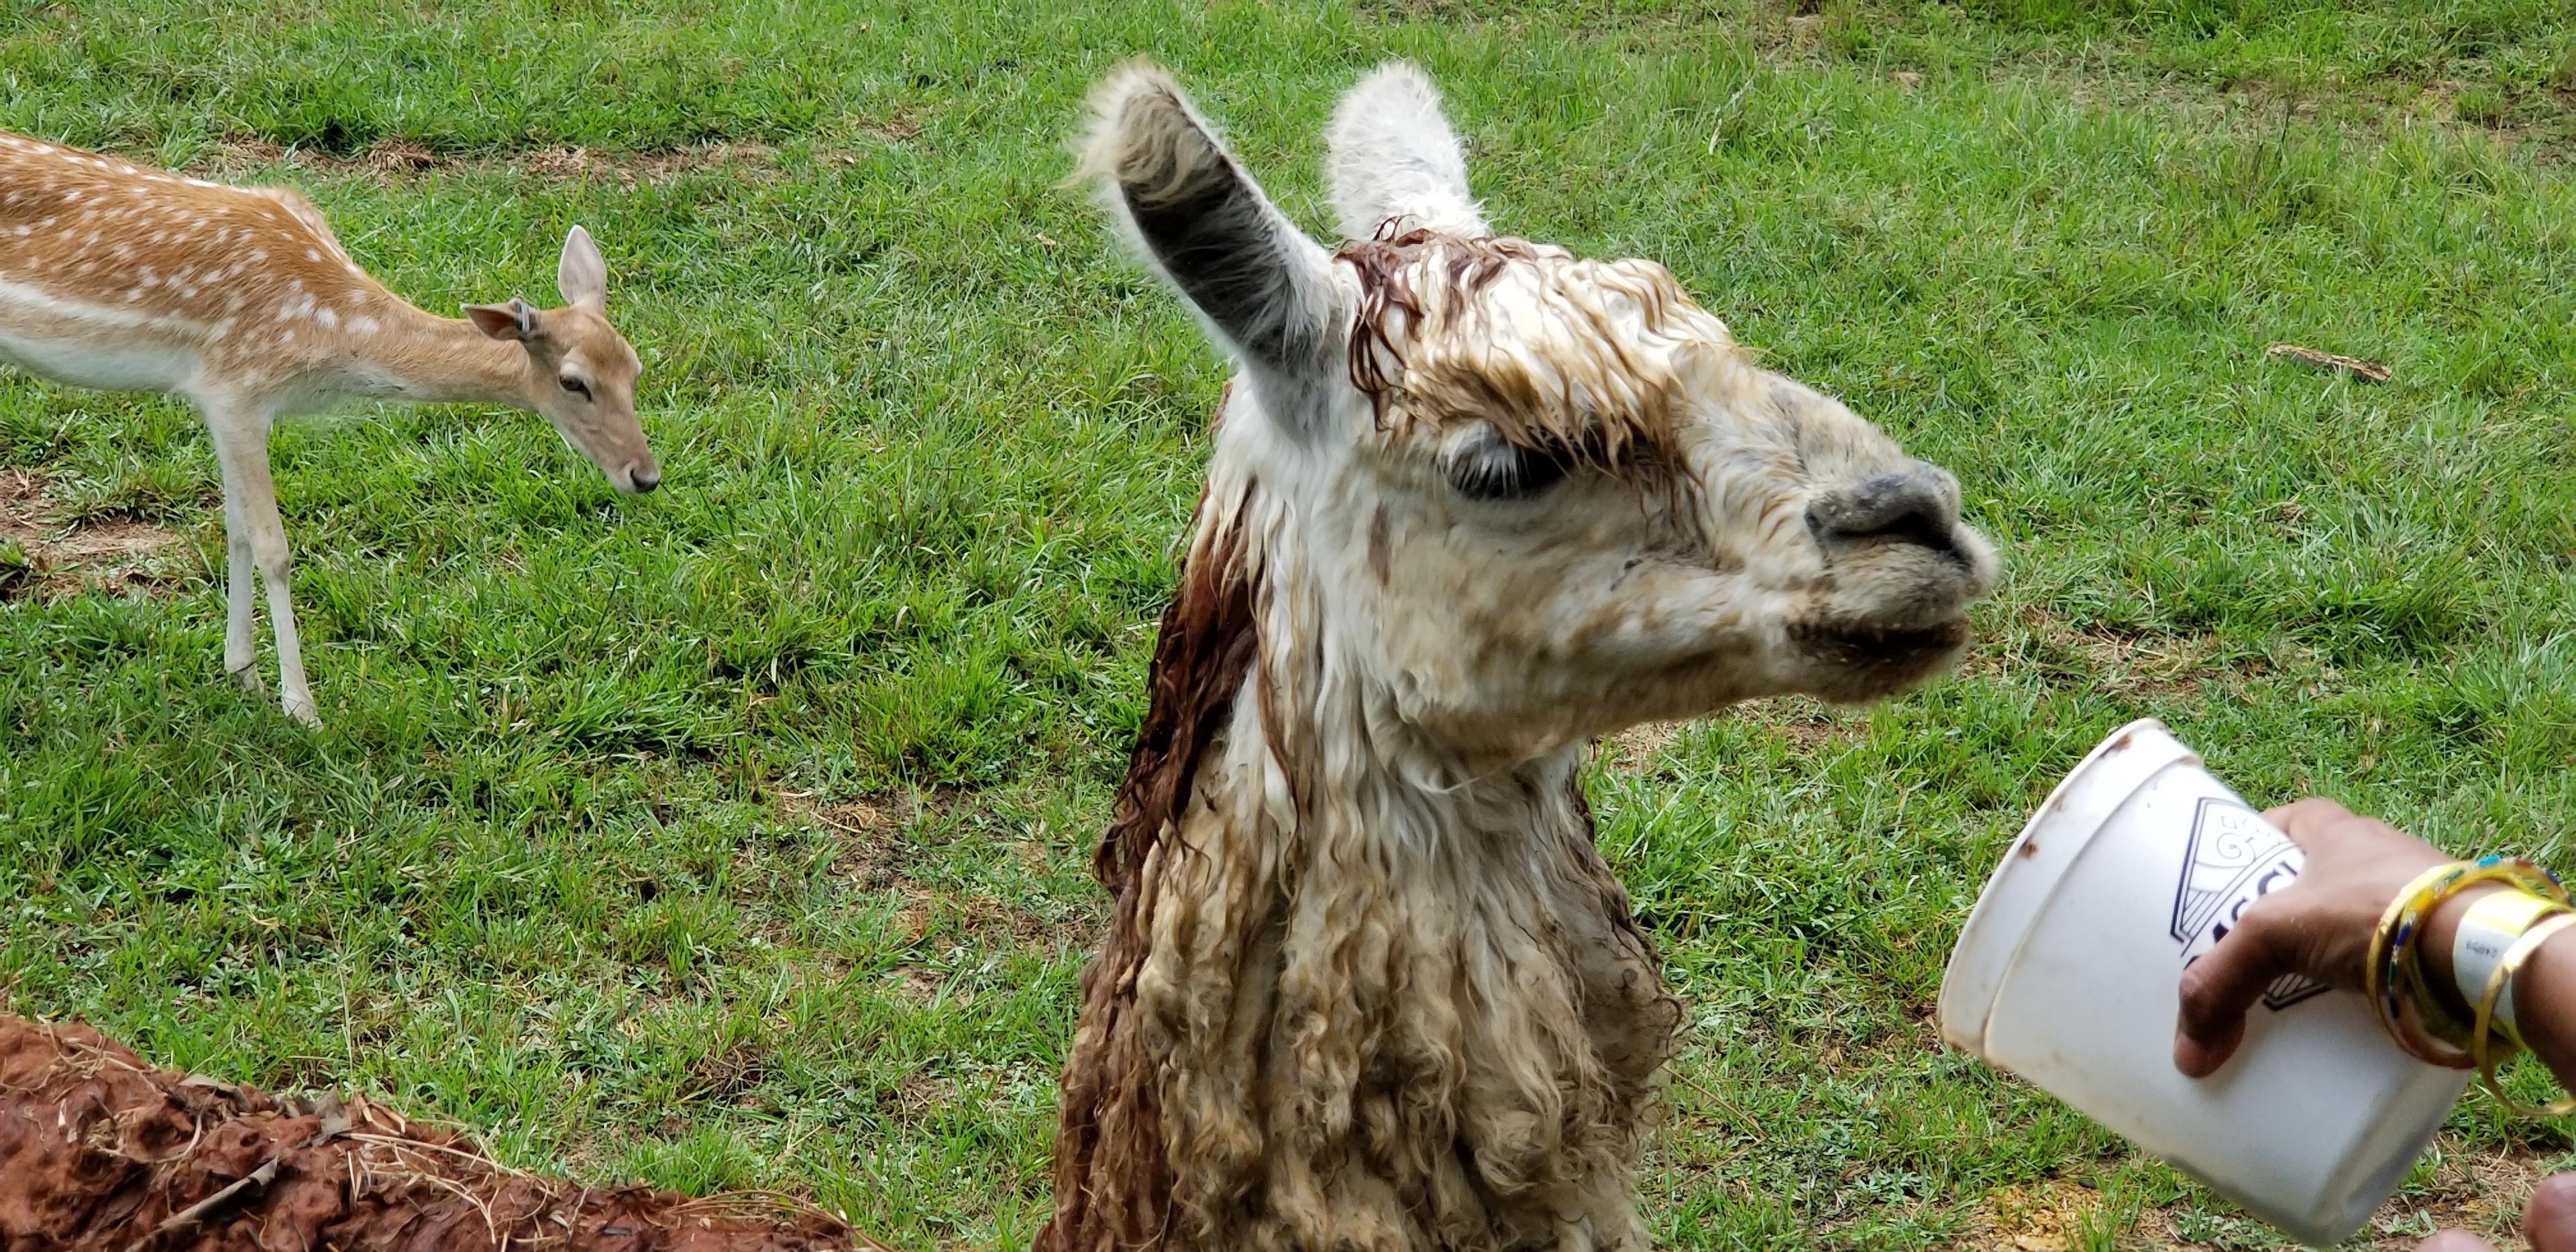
top-left (2416, 1233), bottom-right (2495, 1251)
top-left (2412, 1171), bottom-right (2576, 1251)
top-left (2173, 797), bottom-right (2454, 1078)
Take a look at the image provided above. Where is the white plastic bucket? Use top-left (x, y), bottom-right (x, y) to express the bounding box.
top-left (1938, 718), bottom-right (2470, 1247)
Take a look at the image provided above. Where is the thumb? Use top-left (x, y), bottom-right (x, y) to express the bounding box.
top-left (2526, 1172), bottom-right (2576, 1252)
top-left (2416, 1235), bottom-right (2498, 1251)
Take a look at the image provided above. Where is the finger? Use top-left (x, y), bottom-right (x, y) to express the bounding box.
top-left (2173, 1008), bottom-right (2244, 1079)
top-left (2525, 1172), bottom-right (2576, 1252)
top-left (2415, 1233), bottom-right (2500, 1252)
top-left (2176, 905), bottom-right (2296, 1078)
top-left (2262, 797), bottom-right (2357, 850)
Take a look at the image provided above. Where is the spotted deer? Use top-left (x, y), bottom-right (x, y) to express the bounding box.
top-left (1039, 63), bottom-right (1998, 1251)
top-left (0, 131), bottom-right (657, 725)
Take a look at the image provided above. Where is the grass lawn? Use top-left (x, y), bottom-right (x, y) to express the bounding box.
top-left (3, 1), bottom-right (2572, 1247)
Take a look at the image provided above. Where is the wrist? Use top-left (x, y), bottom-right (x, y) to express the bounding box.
top-left (2516, 925), bottom-right (2576, 1071)
top-left (2422, 883), bottom-right (2510, 1013)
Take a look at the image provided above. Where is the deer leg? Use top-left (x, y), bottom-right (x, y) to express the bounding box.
top-left (205, 409), bottom-right (316, 726)
top-left (214, 457), bottom-right (262, 694)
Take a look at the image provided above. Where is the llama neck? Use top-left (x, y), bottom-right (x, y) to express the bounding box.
top-left (1045, 470), bottom-right (1677, 1252)
top-left (1134, 649), bottom-right (1671, 1249)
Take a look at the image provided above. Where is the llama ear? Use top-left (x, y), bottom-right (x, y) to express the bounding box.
top-left (1079, 62), bottom-right (1339, 386)
top-left (1326, 62), bottom-right (1488, 241)
top-left (557, 225), bottom-right (608, 308)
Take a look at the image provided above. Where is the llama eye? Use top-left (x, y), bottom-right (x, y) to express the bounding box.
top-left (1446, 437), bottom-right (1572, 502)
top-left (560, 376), bottom-right (592, 400)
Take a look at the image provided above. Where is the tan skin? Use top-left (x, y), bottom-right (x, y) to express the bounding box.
top-left (2176, 798), bottom-right (2576, 1251)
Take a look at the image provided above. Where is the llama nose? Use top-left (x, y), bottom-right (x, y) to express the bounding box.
top-left (628, 463), bottom-right (660, 494)
top-left (1805, 465), bottom-right (1959, 553)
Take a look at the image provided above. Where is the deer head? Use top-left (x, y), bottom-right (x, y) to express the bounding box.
top-left (1081, 62), bottom-right (1996, 764)
top-left (464, 226), bottom-right (657, 493)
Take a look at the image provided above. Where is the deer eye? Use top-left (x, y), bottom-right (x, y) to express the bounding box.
top-left (1445, 431), bottom-right (1572, 502)
top-left (560, 376), bottom-right (593, 401)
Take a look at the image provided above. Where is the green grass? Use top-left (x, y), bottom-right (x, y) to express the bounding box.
top-left (3, 1), bottom-right (2573, 1247)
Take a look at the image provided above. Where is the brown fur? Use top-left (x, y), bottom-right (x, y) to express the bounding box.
top-left (1338, 226), bottom-right (1726, 469)
top-left (1041, 481), bottom-right (1259, 1252)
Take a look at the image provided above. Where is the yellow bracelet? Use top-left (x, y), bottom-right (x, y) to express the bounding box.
top-left (2369, 859), bottom-right (2571, 1067)
top-left (2471, 911), bottom-right (2576, 1119)
top-left (2368, 862), bottom-right (2479, 1066)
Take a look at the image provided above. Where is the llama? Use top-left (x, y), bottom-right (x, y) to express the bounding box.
top-left (1038, 63), bottom-right (2000, 1252)
top-left (0, 132), bottom-right (656, 725)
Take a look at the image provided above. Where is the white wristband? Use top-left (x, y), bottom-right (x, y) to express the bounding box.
top-left (2451, 889), bottom-right (2565, 1033)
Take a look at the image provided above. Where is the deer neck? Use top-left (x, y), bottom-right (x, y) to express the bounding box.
top-left (343, 304), bottom-right (536, 408)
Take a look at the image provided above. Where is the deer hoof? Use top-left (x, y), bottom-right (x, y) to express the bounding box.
top-left (229, 665), bottom-right (265, 695)
top-left (282, 693), bottom-right (321, 727)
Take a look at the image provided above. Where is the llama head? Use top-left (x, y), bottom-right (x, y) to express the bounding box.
top-left (1082, 62), bottom-right (1997, 760)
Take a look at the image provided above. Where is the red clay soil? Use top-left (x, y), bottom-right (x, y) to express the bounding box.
top-left (0, 1015), bottom-right (881, 1252)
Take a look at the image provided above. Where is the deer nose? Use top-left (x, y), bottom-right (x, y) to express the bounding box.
top-left (628, 463), bottom-right (660, 494)
top-left (1805, 464), bottom-right (1959, 554)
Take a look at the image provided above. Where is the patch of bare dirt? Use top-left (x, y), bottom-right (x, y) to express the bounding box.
top-left (1601, 722), bottom-right (1680, 773)
top-left (203, 137), bottom-right (794, 186)
top-left (0, 467), bottom-right (184, 599)
top-left (1748, 697), bottom-right (1845, 753)
top-left (201, 121), bottom-right (923, 187)
top-left (1964, 1141), bottom-right (2565, 1251)
top-left (784, 785), bottom-right (976, 891)
top-left (1976, 605), bottom-right (2267, 702)
top-left (892, 966), bottom-right (948, 1005)
top-left (873, 1071), bottom-right (954, 1125)
top-left (681, 1038), bottom-right (775, 1108)
top-left (2334, 1142), bottom-right (2559, 1250)
top-left (0, 1015), bottom-right (885, 1252)
top-left (1964, 1178), bottom-right (2103, 1251)
top-left (851, 111), bottom-right (924, 144)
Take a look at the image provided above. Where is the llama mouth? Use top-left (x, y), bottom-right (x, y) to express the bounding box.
top-left (1789, 616), bottom-right (1972, 688)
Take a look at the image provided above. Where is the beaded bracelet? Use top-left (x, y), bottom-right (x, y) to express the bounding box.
top-left (2469, 910), bottom-right (2576, 1118)
top-left (2368, 862), bottom-right (2480, 1066)
top-left (2367, 858), bottom-right (2569, 1068)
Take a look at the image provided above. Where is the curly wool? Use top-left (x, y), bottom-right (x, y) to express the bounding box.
top-left (1040, 459), bottom-right (1682, 1252)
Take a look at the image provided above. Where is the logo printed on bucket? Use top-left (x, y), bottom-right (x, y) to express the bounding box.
top-left (2172, 798), bottom-right (2328, 1011)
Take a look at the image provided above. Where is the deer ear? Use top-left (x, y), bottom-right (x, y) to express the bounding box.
top-left (557, 226), bottom-right (608, 308)
top-left (1327, 62), bottom-right (1487, 241)
top-left (1079, 62), bottom-right (1338, 386)
top-left (464, 298), bottom-right (538, 341)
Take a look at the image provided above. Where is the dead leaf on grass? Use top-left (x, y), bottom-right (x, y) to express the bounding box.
top-left (2267, 342), bottom-right (2392, 384)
